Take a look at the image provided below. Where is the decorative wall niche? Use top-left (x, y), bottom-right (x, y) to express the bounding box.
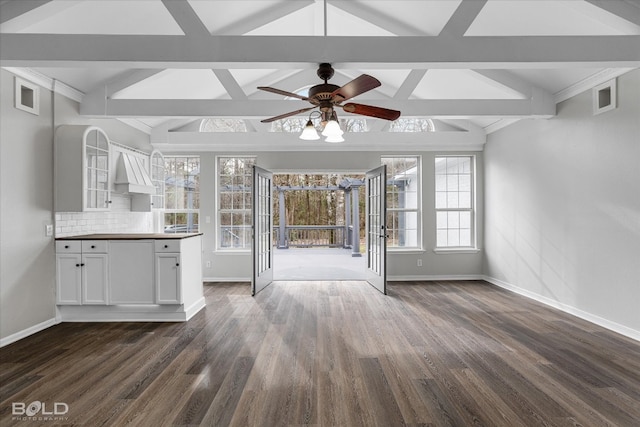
top-left (592, 78), bottom-right (617, 116)
top-left (14, 77), bottom-right (40, 116)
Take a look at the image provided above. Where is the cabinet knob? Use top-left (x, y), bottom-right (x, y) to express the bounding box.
top-left (176, 263), bottom-right (180, 267)
top-left (65, 245), bottom-right (69, 249)
top-left (76, 264), bottom-right (80, 267)
top-left (80, 263), bottom-right (85, 267)
top-left (91, 245), bottom-right (95, 249)
top-left (164, 245), bottom-right (168, 248)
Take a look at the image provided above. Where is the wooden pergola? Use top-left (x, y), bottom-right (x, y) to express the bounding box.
top-left (275, 178), bottom-right (365, 257)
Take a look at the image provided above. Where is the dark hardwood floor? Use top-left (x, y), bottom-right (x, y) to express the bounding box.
top-left (1, 280), bottom-right (639, 426)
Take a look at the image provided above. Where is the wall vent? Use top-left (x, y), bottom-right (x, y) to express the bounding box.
top-left (14, 77), bottom-right (40, 115)
top-left (593, 78), bottom-right (617, 115)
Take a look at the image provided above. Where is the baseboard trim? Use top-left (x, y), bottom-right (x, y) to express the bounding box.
top-left (0, 318), bottom-right (59, 348)
top-left (184, 297), bottom-right (206, 320)
top-left (483, 276), bottom-right (640, 342)
top-left (57, 304), bottom-right (202, 322)
top-left (389, 274), bottom-right (484, 282)
top-left (203, 277), bottom-right (251, 283)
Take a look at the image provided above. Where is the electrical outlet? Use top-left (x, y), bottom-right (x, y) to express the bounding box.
top-left (45, 224), bottom-right (53, 237)
top-left (205, 261), bottom-right (211, 268)
top-left (417, 259), bottom-right (423, 267)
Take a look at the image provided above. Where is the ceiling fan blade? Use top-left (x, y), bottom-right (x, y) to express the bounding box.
top-left (341, 103), bottom-right (401, 121)
top-left (331, 75), bottom-right (381, 101)
top-left (260, 106), bottom-right (316, 123)
top-left (257, 86), bottom-right (309, 101)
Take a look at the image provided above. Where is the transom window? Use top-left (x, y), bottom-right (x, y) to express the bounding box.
top-left (217, 156), bottom-right (256, 250)
top-left (435, 156), bottom-right (474, 248)
top-left (382, 156), bottom-right (421, 249)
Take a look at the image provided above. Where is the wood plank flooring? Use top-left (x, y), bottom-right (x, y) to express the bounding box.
top-left (1, 280), bottom-right (639, 426)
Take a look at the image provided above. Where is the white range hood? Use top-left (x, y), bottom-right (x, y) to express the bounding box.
top-left (114, 152), bottom-right (155, 195)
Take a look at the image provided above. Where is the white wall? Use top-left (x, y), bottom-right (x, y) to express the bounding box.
top-left (0, 69), bottom-right (153, 344)
top-left (484, 69), bottom-right (640, 338)
top-left (194, 150), bottom-right (484, 281)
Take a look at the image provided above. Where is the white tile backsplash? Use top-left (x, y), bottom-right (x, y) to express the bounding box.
top-left (55, 193), bottom-right (153, 237)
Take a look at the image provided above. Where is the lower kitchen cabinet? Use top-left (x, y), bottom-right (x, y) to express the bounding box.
top-left (55, 234), bottom-right (204, 322)
top-left (109, 240), bottom-right (155, 304)
top-left (55, 240), bottom-right (108, 305)
top-left (155, 253), bottom-right (181, 304)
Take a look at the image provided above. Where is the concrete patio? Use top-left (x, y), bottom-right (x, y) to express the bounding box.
top-left (273, 248), bottom-right (366, 281)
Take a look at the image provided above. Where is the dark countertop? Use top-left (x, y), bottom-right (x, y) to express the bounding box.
top-left (56, 233), bottom-right (203, 240)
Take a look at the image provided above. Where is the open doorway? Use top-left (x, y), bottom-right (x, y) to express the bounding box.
top-left (272, 172), bottom-right (367, 281)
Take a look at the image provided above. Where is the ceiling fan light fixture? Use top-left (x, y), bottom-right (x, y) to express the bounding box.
top-left (324, 134), bottom-right (345, 143)
top-left (299, 119), bottom-right (320, 140)
top-left (321, 111), bottom-right (343, 137)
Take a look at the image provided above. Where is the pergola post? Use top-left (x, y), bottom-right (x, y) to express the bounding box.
top-left (278, 189), bottom-right (287, 249)
top-left (351, 187), bottom-right (361, 257)
top-left (345, 189), bottom-right (352, 249)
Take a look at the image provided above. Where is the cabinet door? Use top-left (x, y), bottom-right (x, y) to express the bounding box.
top-left (84, 128), bottom-right (111, 211)
top-left (82, 254), bottom-right (109, 304)
top-left (156, 253), bottom-right (181, 304)
top-left (109, 241), bottom-right (154, 304)
top-left (56, 254), bottom-right (82, 304)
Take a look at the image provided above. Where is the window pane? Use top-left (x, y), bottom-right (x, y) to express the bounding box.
top-left (218, 157), bottom-right (256, 250)
top-left (435, 156), bottom-right (474, 248)
top-left (383, 156), bottom-right (420, 249)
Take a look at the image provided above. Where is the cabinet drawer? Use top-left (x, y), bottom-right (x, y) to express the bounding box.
top-left (56, 241), bottom-right (81, 253)
top-left (82, 240), bottom-right (108, 253)
top-left (155, 240), bottom-right (181, 253)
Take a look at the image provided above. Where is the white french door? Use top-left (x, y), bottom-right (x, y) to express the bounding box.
top-left (365, 165), bottom-right (387, 294)
top-left (252, 166), bottom-right (274, 296)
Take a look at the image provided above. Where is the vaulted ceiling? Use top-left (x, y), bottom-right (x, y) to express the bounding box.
top-left (1, 0), bottom-right (639, 150)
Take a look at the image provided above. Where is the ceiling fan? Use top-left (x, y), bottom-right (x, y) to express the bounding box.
top-left (257, 63), bottom-right (401, 123)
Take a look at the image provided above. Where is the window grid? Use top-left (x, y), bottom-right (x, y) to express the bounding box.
top-left (217, 157), bottom-right (256, 250)
top-left (382, 156), bottom-right (420, 249)
top-left (164, 156), bottom-right (199, 233)
top-left (435, 156), bottom-right (474, 248)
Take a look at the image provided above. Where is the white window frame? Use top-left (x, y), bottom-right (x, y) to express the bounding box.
top-left (382, 156), bottom-right (422, 251)
top-left (216, 156), bottom-right (256, 252)
top-left (163, 155), bottom-right (200, 233)
top-left (434, 155), bottom-right (477, 251)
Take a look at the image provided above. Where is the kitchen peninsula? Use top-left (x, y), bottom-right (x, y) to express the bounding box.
top-left (55, 233), bottom-right (204, 322)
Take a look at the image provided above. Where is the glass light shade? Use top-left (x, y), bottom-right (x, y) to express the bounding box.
top-left (324, 134), bottom-right (345, 143)
top-left (299, 120), bottom-right (320, 140)
top-left (321, 119), bottom-right (343, 137)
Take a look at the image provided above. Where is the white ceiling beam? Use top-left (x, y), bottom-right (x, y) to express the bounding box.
top-left (82, 69), bottom-right (165, 113)
top-left (105, 69), bottom-right (165, 97)
top-left (330, 1), bottom-right (424, 36)
top-left (472, 69), bottom-right (534, 98)
top-left (0, 0), bottom-right (52, 24)
top-left (216, 0), bottom-right (314, 35)
top-left (212, 69), bottom-right (247, 99)
top-left (80, 98), bottom-right (555, 119)
top-left (393, 69), bottom-right (428, 100)
top-left (154, 131), bottom-right (486, 153)
top-left (161, 0), bottom-right (210, 37)
top-left (439, 0), bottom-right (488, 37)
top-left (583, 0), bottom-right (640, 27)
top-left (211, 69), bottom-right (260, 131)
top-left (3, 34), bottom-right (639, 68)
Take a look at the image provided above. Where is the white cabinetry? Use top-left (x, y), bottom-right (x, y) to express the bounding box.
top-left (55, 125), bottom-right (111, 212)
top-left (154, 240), bottom-right (181, 304)
top-left (109, 241), bottom-right (155, 304)
top-left (56, 240), bottom-right (108, 305)
top-left (55, 235), bottom-right (204, 322)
